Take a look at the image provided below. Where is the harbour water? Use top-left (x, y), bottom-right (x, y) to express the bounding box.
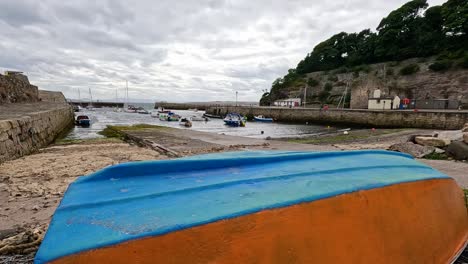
top-left (66, 107), bottom-right (342, 140)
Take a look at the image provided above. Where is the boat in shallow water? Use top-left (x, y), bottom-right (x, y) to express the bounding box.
top-left (223, 112), bottom-right (246, 127)
top-left (75, 115), bottom-right (90, 126)
top-left (254, 115), bottom-right (273, 122)
top-left (35, 150), bottom-right (468, 264)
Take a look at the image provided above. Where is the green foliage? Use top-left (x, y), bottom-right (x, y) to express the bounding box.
top-left (292, 0), bottom-right (466, 75)
top-left (99, 124), bottom-right (165, 139)
top-left (245, 113), bottom-right (254, 121)
top-left (324, 83), bottom-right (333, 91)
top-left (386, 68), bottom-right (394, 76)
top-left (423, 152), bottom-right (448, 160)
top-left (264, 0), bottom-right (468, 104)
top-left (353, 65), bottom-right (371, 73)
top-left (99, 126), bottom-right (126, 139)
top-left (259, 92), bottom-right (271, 106)
top-left (318, 90), bottom-right (330, 102)
top-left (334, 67), bottom-right (349, 74)
top-left (399, 63), bottom-right (420, 75)
top-left (458, 54), bottom-right (468, 69)
top-left (429, 60), bottom-right (452, 71)
top-left (327, 75), bottom-right (338, 82)
top-left (307, 78), bottom-right (319, 87)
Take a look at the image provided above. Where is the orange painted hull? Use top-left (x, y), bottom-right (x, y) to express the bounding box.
top-left (52, 179), bottom-right (468, 264)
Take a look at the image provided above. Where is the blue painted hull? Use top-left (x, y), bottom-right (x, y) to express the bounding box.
top-left (76, 119), bottom-right (90, 126)
top-left (35, 150), bottom-right (460, 264)
top-left (224, 120), bottom-right (242, 126)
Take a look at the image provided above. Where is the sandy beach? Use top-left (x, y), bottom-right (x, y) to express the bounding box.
top-left (1, 126), bottom-right (467, 263)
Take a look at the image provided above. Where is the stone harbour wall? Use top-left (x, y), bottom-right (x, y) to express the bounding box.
top-left (38, 90), bottom-right (67, 103)
top-left (0, 74), bottom-right (39, 104)
top-left (207, 106), bottom-right (468, 130)
top-left (0, 105), bottom-right (74, 163)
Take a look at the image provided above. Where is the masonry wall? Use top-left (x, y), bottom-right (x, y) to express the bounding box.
top-left (0, 74), bottom-right (39, 104)
top-left (39, 90), bottom-right (67, 103)
top-left (155, 102), bottom-right (214, 110)
top-left (0, 105), bottom-right (74, 163)
top-left (206, 106), bottom-right (468, 130)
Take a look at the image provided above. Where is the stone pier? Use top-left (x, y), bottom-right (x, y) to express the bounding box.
top-left (0, 102), bottom-right (74, 163)
top-left (206, 106), bottom-right (468, 130)
top-left (0, 73), bottom-right (74, 163)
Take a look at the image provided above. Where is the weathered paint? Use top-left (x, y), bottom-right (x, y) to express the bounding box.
top-left (35, 151), bottom-right (468, 263)
top-left (51, 179), bottom-right (467, 264)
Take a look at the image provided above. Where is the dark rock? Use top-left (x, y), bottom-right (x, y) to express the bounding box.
top-left (388, 142), bottom-right (435, 158)
top-left (446, 141), bottom-right (468, 161)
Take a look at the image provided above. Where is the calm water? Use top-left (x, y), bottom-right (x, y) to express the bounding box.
top-left (66, 107), bottom-right (341, 140)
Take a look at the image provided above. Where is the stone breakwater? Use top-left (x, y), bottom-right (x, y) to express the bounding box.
top-left (0, 103), bottom-right (74, 163)
top-left (0, 74), bottom-right (39, 104)
top-left (206, 106), bottom-right (468, 130)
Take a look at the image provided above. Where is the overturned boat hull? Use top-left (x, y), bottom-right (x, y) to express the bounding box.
top-left (35, 151), bottom-right (468, 264)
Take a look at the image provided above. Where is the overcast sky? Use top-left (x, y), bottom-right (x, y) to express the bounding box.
top-left (0, 0), bottom-right (445, 103)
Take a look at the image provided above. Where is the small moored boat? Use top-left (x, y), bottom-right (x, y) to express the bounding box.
top-left (35, 150), bottom-right (468, 264)
top-left (125, 105), bottom-right (138, 113)
top-left (136, 108), bottom-right (149, 114)
top-left (202, 113), bottom-right (223, 119)
top-left (254, 115), bottom-right (273, 122)
top-left (159, 112), bottom-right (180, 121)
top-left (75, 115), bottom-right (91, 126)
top-left (223, 113), bottom-right (246, 127)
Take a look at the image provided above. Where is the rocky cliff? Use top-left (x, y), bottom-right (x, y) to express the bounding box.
top-left (275, 57), bottom-right (468, 109)
top-left (0, 73), bottom-right (39, 104)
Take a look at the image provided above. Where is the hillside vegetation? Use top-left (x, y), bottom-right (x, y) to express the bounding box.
top-left (261, 0), bottom-right (468, 106)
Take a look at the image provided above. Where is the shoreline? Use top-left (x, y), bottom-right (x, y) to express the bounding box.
top-left (1, 125), bottom-right (467, 262)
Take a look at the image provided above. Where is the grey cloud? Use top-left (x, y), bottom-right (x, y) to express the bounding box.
top-left (0, 1), bottom-right (48, 26)
top-left (0, 0), bottom-right (444, 103)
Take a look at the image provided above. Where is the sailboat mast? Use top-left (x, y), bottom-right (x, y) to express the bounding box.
top-left (125, 80), bottom-right (128, 108)
top-left (89, 88), bottom-right (93, 105)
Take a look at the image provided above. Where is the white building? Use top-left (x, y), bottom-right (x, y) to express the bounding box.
top-left (273, 98), bottom-right (301, 107)
top-left (368, 89), bottom-right (400, 110)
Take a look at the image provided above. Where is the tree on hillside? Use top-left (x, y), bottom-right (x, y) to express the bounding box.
top-left (441, 0), bottom-right (468, 50)
top-left (375, 0), bottom-right (429, 60)
top-left (263, 0), bottom-right (468, 105)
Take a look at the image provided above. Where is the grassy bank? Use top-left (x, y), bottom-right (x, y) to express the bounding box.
top-left (98, 124), bottom-right (168, 139)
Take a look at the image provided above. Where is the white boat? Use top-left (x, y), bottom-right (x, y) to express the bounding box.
top-left (125, 105), bottom-right (138, 113)
top-left (137, 108), bottom-right (150, 114)
top-left (150, 111), bottom-right (159, 118)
